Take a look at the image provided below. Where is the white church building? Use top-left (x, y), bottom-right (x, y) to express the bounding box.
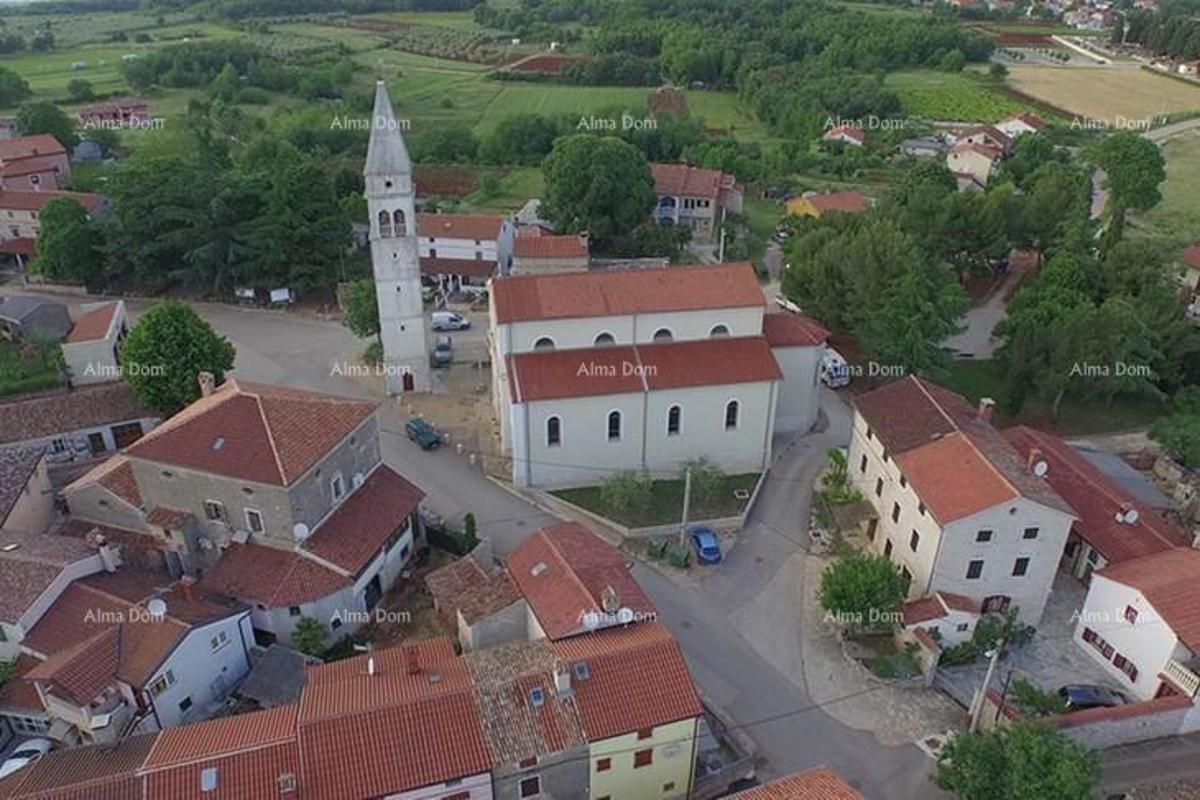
top-left (488, 263), bottom-right (829, 488)
top-left (365, 79), bottom-right (431, 394)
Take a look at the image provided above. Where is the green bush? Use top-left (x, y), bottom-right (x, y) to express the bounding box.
top-left (1009, 677), bottom-right (1069, 717)
top-left (292, 616), bottom-right (327, 658)
top-left (363, 340), bottom-right (383, 366)
top-left (680, 457), bottom-right (726, 504)
top-left (600, 470), bottom-right (654, 514)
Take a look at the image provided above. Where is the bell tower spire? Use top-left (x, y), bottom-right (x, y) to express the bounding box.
top-left (365, 79), bottom-right (429, 394)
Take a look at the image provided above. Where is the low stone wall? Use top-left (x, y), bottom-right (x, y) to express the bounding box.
top-left (895, 627), bottom-right (941, 688)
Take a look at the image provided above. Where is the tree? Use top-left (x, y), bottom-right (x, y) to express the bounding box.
top-left (860, 261), bottom-right (967, 377)
top-left (342, 279), bottom-right (380, 343)
top-left (934, 723), bottom-right (1099, 800)
top-left (680, 457), bottom-right (726, 504)
top-left (600, 470), bottom-right (655, 515)
top-left (16, 102), bottom-right (78, 150)
top-left (479, 113), bottom-right (565, 165)
top-left (30, 198), bottom-right (103, 289)
top-left (988, 62), bottom-right (1008, 79)
top-left (119, 301), bottom-right (236, 413)
top-left (940, 49), bottom-right (967, 72)
top-left (1092, 132), bottom-right (1166, 215)
top-left (292, 617), bottom-right (327, 658)
top-left (0, 66), bottom-right (30, 107)
top-left (819, 553), bottom-right (907, 633)
top-left (1008, 678), bottom-right (1069, 717)
top-left (541, 134), bottom-right (656, 247)
top-left (462, 512), bottom-right (478, 551)
top-left (1151, 389), bottom-right (1200, 468)
top-left (66, 78), bottom-right (95, 102)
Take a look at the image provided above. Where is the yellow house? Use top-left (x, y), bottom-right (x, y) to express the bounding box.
top-left (786, 190), bottom-right (870, 219)
top-left (589, 717), bottom-right (698, 800)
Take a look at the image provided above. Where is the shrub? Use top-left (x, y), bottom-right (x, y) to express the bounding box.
top-left (819, 553), bottom-right (907, 634)
top-left (680, 457), bottom-right (726, 504)
top-left (292, 616), bottom-right (327, 657)
top-left (1009, 677), bottom-right (1068, 717)
top-left (600, 470), bottom-right (654, 514)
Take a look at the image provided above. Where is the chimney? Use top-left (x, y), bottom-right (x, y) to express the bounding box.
top-left (406, 647), bottom-right (420, 676)
top-left (1026, 447), bottom-right (1043, 473)
top-left (553, 665), bottom-right (571, 697)
top-left (197, 371), bottom-right (215, 397)
top-left (178, 575), bottom-right (196, 601)
top-left (368, 656), bottom-right (376, 677)
top-left (600, 585), bottom-right (619, 614)
top-left (977, 397), bottom-right (995, 424)
top-left (92, 535), bottom-right (122, 573)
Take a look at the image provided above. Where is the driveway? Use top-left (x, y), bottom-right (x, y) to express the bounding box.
top-left (943, 268), bottom-right (1024, 359)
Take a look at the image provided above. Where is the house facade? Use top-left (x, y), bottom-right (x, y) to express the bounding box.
top-left (510, 230), bottom-right (589, 275)
top-left (0, 135), bottom-right (70, 191)
top-left (946, 143), bottom-right (1000, 187)
top-left (489, 264), bottom-right (826, 488)
top-left (418, 211), bottom-right (515, 288)
top-left (61, 300), bottom-right (127, 386)
top-left (0, 189), bottom-right (103, 262)
top-left (651, 163), bottom-right (744, 243)
top-left (848, 377), bottom-right (1075, 626)
top-left (0, 382), bottom-right (158, 465)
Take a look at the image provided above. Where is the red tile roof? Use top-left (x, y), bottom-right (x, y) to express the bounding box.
top-left (962, 124), bottom-right (1012, 148)
top-left (903, 591), bottom-right (979, 625)
top-left (125, 379), bottom-right (376, 486)
top-left (728, 768), bottom-right (862, 799)
top-left (302, 465), bottom-right (424, 576)
top-left (0, 237), bottom-right (35, 255)
top-left (68, 455), bottom-right (143, 509)
top-left (507, 522), bottom-right (655, 640)
top-left (0, 654), bottom-right (45, 713)
top-left (855, 377), bottom-right (1072, 523)
top-left (762, 313), bottom-right (829, 348)
top-left (201, 542), bottom-right (352, 608)
top-left (417, 212), bottom-right (504, 241)
top-left (419, 255), bottom-right (496, 278)
top-left (1097, 548), bottom-right (1200, 653)
top-left (424, 551), bottom-right (521, 624)
top-left (1, 733), bottom-right (157, 800)
top-left (65, 301), bottom-right (119, 343)
top-left (823, 125), bottom-right (866, 144)
top-left (0, 382), bottom-right (152, 446)
top-left (803, 191), bottom-right (870, 215)
top-left (1183, 241), bottom-right (1200, 271)
top-left (1004, 426), bottom-right (1188, 563)
top-left (145, 506), bottom-right (191, 529)
top-left (0, 134), bottom-right (66, 162)
top-left (951, 141), bottom-right (1002, 160)
top-left (552, 623), bottom-right (703, 740)
top-left (491, 262), bottom-right (764, 323)
top-left (508, 336), bottom-right (782, 403)
top-left (0, 189), bottom-right (101, 214)
top-left (0, 528), bottom-right (97, 624)
top-left (513, 232), bottom-right (589, 259)
top-left (0, 154), bottom-right (65, 178)
top-left (651, 162), bottom-right (738, 198)
top-left (144, 740), bottom-right (299, 800)
top-left (144, 704), bottom-right (299, 767)
top-left (1009, 112), bottom-right (1046, 131)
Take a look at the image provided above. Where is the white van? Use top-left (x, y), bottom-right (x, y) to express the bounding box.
top-left (431, 311), bottom-right (470, 331)
top-left (820, 348), bottom-right (851, 388)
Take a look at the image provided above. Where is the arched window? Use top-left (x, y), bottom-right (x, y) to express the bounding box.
top-left (546, 416), bottom-right (562, 448)
top-left (378, 209), bottom-right (392, 239)
top-left (533, 337), bottom-right (555, 351)
top-left (392, 209), bottom-right (406, 236)
top-left (594, 332), bottom-right (615, 347)
top-left (710, 324), bottom-right (730, 338)
top-left (724, 400), bottom-right (739, 431)
top-left (652, 328), bottom-right (673, 343)
top-left (667, 405), bottom-right (681, 436)
top-left (607, 410), bottom-right (621, 442)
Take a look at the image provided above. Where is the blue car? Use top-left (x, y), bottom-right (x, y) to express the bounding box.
top-left (689, 527), bottom-right (722, 564)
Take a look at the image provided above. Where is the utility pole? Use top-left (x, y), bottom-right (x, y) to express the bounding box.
top-left (678, 468), bottom-right (692, 547)
top-left (969, 642), bottom-right (1004, 733)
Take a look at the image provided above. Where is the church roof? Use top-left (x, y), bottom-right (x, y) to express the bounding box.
top-left (364, 80), bottom-right (411, 178)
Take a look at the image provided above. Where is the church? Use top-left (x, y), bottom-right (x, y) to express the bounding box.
top-left (488, 264), bottom-right (830, 488)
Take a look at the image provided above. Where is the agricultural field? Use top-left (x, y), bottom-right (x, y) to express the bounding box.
top-left (886, 69), bottom-right (1031, 122)
top-left (1130, 130), bottom-right (1200, 246)
top-left (0, 10), bottom-right (204, 49)
top-left (1006, 65), bottom-right (1200, 121)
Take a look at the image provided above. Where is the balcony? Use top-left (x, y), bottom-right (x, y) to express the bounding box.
top-left (1163, 657), bottom-right (1200, 697)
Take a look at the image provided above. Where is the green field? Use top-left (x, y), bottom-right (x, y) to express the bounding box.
top-left (1130, 130), bottom-right (1200, 245)
top-left (0, 340), bottom-right (62, 398)
top-left (887, 69), bottom-right (1031, 122)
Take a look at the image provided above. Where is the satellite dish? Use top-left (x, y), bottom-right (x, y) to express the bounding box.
top-left (1032, 460), bottom-right (1049, 477)
top-left (351, 473), bottom-right (365, 489)
top-left (1124, 508), bottom-right (1140, 525)
top-left (582, 611), bottom-right (601, 630)
top-left (293, 523), bottom-right (310, 541)
top-left (617, 607), bottom-right (635, 625)
top-left (146, 598), bottom-right (168, 618)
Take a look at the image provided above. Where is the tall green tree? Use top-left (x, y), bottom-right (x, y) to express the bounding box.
top-left (119, 301), bottom-right (235, 413)
top-left (30, 198), bottom-right (103, 289)
top-left (342, 278), bottom-right (380, 343)
top-left (819, 554), bottom-right (907, 634)
top-left (0, 66), bottom-right (31, 107)
top-left (16, 101), bottom-right (78, 150)
top-left (934, 723), bottom-right (1099, 800)
top-left (541, 134), bottom-right (656, 247)
top-left (861, 261), bottom-right (967, 377)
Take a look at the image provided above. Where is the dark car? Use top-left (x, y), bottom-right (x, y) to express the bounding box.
top-left (689, 527), bottom-right (723, 564)
top-left (405, 418), bottom-right (442, 451)
top-left (1058, 684), bottom-right (1130, 712)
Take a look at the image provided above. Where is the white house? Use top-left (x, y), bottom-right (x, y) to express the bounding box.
top-left (488, 263), bottom-right (826, 488)
top-left (946, 143), bottom-right (1000, 187)
top-left (418, 211), bottom-right (514, 288)
top-left (995, 113), bottom-right (1046, 140)
top-left (848, 377), bottom-right (1076, 626)
top-left (61, 300), bottom-right (127, 386)
top-left (651, 163), bottom-right (744, 243)
top-left (1074, 548), bottom-right (1200, 702)
top-left (0, 382), bottom-right (159, 464)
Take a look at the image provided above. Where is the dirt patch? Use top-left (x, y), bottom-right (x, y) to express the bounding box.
top-left (415, 164), bottom-right (479, 199)
top-left (507, 53), bottom-right (583, 74)
top-left (356, 549), bottom-right (457, 648)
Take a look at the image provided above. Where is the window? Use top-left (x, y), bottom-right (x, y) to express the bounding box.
top-left (518, 776), bottom-right (541, 798)
top-left (724, 400), bottom-right (739, 431)
top-left (633, 749), bottom-right (653, 768)
top-left (607, 411), bottom-right (621, 442)
top-left (664, 783), bottom-right (676, 792)
top-left (594, 332), bottom-right (615, 346)
top-left (1012, 557), bottom-right (1030, 577)
top-left (966, 560), bottom-right (984, 580)
top-left (378, 209), bottom-right (392, 238)
top-left (1124, 605), bottom-right (1138, 624)
top-left (667, 405), bottom-right (681, 436)
top-left (909, 530), bottom-right (920, 552)
top-left (331, 474), bottom-right (345, 501)
top-left (875, 478), bottom-right (883, 497)
top-left (652, 328), bottom-right (674, 342)
top-left (50, 437), bottom-right (68, 453)
top-left (331, 616), bottom-right (342, 630)
top-left (899, 475), bottom-right (907, 489)
top-left (956, 622), bottom-right (970, 633)
top-left (245, 509), bottom-right (264, 534)
top-left (178, 696), bottom-right (193, 713)
top-left (518, 757), bottom-right (538, 769)
top-left (1113, 654), bottom-right (1138, 682)
top-left (884, 539), bottom-right (893, 557)
top-left (709, 324), bottom-right (730, 338)
top-left (546, 416), bottom-right (562, 447)
top-left (976, 529), bottom-right (993, 543)
top-left (533, 336), bottom-right (555, 351)
top-left (393, 209), bottom-right (406, 235)
top-left (636, 727), bottom-right (653, 740)
top-left (150, 670), bottom-right (176, 696)
top-left (891, 502), bottom-right (900, 523)
top-left (881, 449), bottom-right (889, 463)
top-left (203, 501), bottom-right (225, 522)
top-left (289, 605), bottom-right (302, 617)
top-left (918, 502), bottom-right (926, 516)
top-left (1023, 527), bottom-right (1039, 540)
top-left (210, 631), bottom-right (229, 652)
top-left (596, 758), bottom-right (612, 772)
top-left (866, 428), bottom-right (873, 441)
top-left (860, 454), bottom-right (867, 473)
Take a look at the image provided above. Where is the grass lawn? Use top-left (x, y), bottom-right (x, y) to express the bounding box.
top-left (459, 166), bottom-right (543, 212)
top-left (0, 340), bottom-right (62, 398)
top-left (1129, 130), bottom-right (1200, 246)
top-left (1006, 65), bottom-right (1200, 121)
top-left (683, 90), bottom-right (769, 139)
top-left (552, 473), bottom-right (760, 528)
top-left (886, 69), bottom-right (1030, 122)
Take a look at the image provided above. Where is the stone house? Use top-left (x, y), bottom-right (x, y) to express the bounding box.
top-left (651, 162), bottom-right (744, 243)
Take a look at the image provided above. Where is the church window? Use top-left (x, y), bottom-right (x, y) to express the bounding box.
top-left (667, 405), bottom-right (681, 436)
top-left (393, 209), bottom-right (406, 235)
top-left (710, 324), bottom-right (730, 338)
top-left (594, 332), bottom-right (615, 346)
top-left (547, 416), bottom-right (562, 447)
top-left (534, 337), bottom-right (555, 351)
top-left (724, 400), bottom-right (740, 431)
top-left (652, 328), bottom-right (673, 342)
top-left (607, 411), bottom-right (622, 442)
top-left (378, 210), bottom-right (392, 238)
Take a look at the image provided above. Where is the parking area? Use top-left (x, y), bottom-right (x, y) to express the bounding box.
top-left (937, 573), bottom-right (1121, 708)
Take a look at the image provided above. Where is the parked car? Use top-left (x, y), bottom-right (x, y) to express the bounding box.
top-left (1058, 684), bottom-right (1130, 711)
top-left (689, 527), bottom-right (723, 565)
top-left (431, 335), bottom-right (452, 367)
top-left (0, 739), bottom-right (52, 779)
top-left (819, 348), bottom-right (852, 389)
top-left (405, 418), bottom-right (442, 451)
top-left (431, 311), bottom-right (470, 331)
